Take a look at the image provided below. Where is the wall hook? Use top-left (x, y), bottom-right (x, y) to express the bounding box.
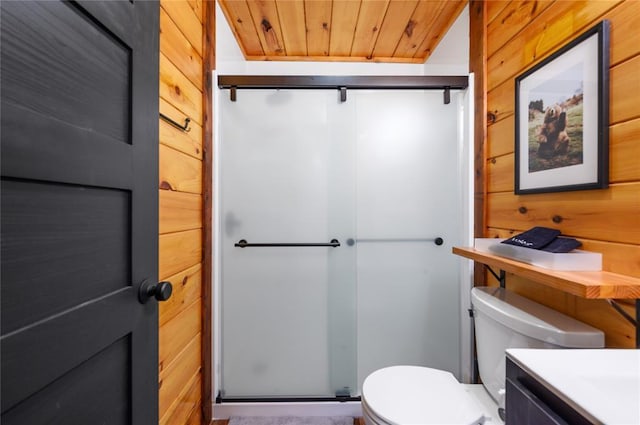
top-left (160, 113), bottom-right (191, 132)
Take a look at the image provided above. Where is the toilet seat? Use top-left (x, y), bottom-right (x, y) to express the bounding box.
top-left (362, 366), bottom-right (485, 425)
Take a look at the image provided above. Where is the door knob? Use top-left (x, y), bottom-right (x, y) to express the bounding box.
top-left (138, 280), bottom-right (173, 303)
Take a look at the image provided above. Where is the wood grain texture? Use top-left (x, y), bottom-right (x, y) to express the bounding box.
top-left (487, 0), bottom-right (554, 58)
top-left (486, 1), bottom-right (622, 91)
top-left (159, 228), bottom-right (203, 279)
top-left (158, 1), bottom-right (208, 423)
top-left (160, 334), bottom-right (202, 418)
top-left (371, 0), bottom-right (418, 58)
top-left (276, 0), bottom-right (307, 56)
top-left (184, 404), bottom-right (203, 425)
top-left (393, 0), bottom-right (443, 58)
top-left (187, 0), bottom-right (203, 24)
top-left (329, 0), bottom-right (361, 56)
top-left (218, 0), bottom-right (465, 63)
top-left (160, 98), bottom-right (203, 160)
top-left (486, 0), bottom-right (510, 25)
top-left (487, 183), bottom-right (640, 245)
top-left (159, 300), bottom-right (202, 374)
top-left (304, 0), bottom-right (332, 56)
top-left (486, 78), bottom-right (514, 125)
top-left (487, 153), bottom-right (513, 194)
top-left (160, 144), bottom-right (203, 194)
top-left (610, 55), bottom-right (640, 125)
top-left (161, 370), bottom-right (202, 425)
top-left (606, 0), bottom-right (640, 66)
top-left (453, 247), bottom-right (640, 299)
top-left (160, 264), bottom-right (203, 327)
top-left (412, 0), bottom-right (467, 61)
top-left (350, 0), bottom-right (388, 58)
top-left (202, 0), bottom-right (215, 420)
top-left (160, 190), bottom-right (202, 234)
top-left (239, 54), bottom-right (425, 64)
top-left (486, 114), bottom-right (514, 158)
top-left (161, 0), bottom-right (203, 56)
top-left (246, 0), bottom-right (286, 55)
top-left (161, 6), bottom-right (203, 90)
top-left (470, 0), bottom-right (488, 284)
top-left (218, 0), bottom-right (263, 56)
top-left (610, 118), bottom-right (640, 183)
top-left (160, 52), bottom-right (203, 126)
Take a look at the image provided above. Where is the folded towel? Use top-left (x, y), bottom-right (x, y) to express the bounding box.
top-left (501, 226), bottom-right (560, 250)
top-left (541, 237), bottom-right (582, 253)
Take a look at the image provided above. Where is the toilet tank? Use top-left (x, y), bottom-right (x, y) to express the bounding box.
top-left (470, 286), bottom-right (604, 406)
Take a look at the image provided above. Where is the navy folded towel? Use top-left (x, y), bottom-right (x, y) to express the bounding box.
top-left (501, 227), bottom-right (560, 249)
top-left (541, 237), bottom-right (582, 253)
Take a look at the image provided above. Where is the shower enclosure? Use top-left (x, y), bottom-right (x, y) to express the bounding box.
top-left (216, 76), bottom-right (471, 404)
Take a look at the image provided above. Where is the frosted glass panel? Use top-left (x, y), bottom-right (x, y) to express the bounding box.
top-left (355, 91), bottom-right (463, 390)
top-left (219, 87), bottom-right (467, 399)
top-left (220, 90), bottom-right (356, 398)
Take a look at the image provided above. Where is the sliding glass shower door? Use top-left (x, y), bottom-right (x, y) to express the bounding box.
top-left (219, 87), bottom-right (466, 400)
top-left (219, 90), bottom-right (357, 399)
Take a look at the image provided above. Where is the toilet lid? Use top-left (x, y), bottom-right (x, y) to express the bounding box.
top-left (362, 366), bottom-right (485, 425)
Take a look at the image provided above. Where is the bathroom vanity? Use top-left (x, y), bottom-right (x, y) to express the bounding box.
top-left (505, 349), bottom-right (640, 425)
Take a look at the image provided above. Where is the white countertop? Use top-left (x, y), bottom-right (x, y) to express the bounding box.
top-left (506, 349), bottom-right (640, 425)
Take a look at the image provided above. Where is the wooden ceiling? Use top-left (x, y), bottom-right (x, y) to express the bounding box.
top-left (218, 0), bottom-right (467, 63)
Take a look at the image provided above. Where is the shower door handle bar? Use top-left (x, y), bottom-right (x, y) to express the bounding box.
top-left (347, 237), bottom-right (444, 246)
top-left (235, 239), bottom-right (341, 248)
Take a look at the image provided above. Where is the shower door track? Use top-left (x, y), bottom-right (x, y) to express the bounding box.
top-left (216, 394), bottom-right (361, 404)
top-left (218, 75), bottom-right (468, 103)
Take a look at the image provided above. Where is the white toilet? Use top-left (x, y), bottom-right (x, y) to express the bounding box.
top-left (361, 286), bottom-right (605, 425)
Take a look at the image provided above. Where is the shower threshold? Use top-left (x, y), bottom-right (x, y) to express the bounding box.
top-left (213, 397), bottom-right (363, 419)
top-left (216, 394), bottom-right (361, 404)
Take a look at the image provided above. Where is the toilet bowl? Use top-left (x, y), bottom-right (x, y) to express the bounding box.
top-left (362, 366), bottom-right (485, 425)
top-left (361, 286), bottom-right (605, 425)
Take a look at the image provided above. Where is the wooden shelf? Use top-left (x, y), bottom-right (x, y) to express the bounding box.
top-left (453, 247), bottom-right (640, 299)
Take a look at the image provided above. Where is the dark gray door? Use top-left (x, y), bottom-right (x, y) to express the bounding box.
top-left (1, 1), bottom-right (160, 424)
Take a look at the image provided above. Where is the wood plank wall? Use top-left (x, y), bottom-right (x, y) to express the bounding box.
top-left (476, 0), bottom-right (640, 347)
top-left (158, 1), bottom-right (213, 424)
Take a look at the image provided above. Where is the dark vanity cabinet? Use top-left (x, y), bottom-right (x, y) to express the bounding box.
top-left (506, 357), bottom-right (595, 425)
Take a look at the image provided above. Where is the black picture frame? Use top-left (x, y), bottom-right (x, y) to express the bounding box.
top-left (514, 20), bottom-right (609, 195)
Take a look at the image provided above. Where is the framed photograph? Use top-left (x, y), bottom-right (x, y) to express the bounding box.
top-left (515, 21), bottom-right (609, 194)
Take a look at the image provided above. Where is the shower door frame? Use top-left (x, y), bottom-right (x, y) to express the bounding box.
top-left (213, 74), bottom-right (470, 407)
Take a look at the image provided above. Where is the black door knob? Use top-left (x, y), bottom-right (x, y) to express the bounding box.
top-left (138, 280), bottom-right (173, 304)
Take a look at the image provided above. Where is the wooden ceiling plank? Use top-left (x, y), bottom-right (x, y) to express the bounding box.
top-left (276, 0), bottom-right (307, 56)
top-left (413, 0), bottom-right (467, 61)
top-left (218, 0), bottom-right (264, 56)
top-left (393, 0), bottom-right (448, 59)
top-left (242, 54), bottom-right (425, 64)
top-left (329, 0), bottom-right (362, 56)
top-left (351, 0), bottom-right (390, 58)
top-left (246, 0), bottom-right (287, 56)
top-left (370, 0), bottom-right (419, 58)
top-left (220, 0), bottom-right (468, 64)
top-left (304, 0), bottom-right (332, 56)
